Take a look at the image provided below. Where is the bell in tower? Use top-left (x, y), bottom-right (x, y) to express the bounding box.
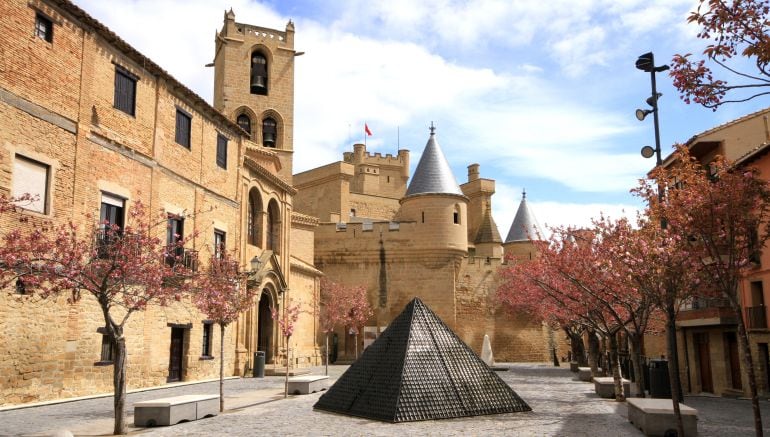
top-left (250, 52), bottom-right (268, 95)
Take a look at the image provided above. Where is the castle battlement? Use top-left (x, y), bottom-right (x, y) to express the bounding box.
top-left (343, 144), bottom-right (409, 168)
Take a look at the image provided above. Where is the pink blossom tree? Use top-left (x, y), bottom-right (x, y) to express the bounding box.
top-left (272, 299), bottom-right (300, 398)
top-left (191, 251), bottom-right (255, 412)
top-left (345, 283), bottom-right (373, 360)
top-left (0, 198), bottom-right (193, 435)
top-left (318, 278), bottom-right (352, 374)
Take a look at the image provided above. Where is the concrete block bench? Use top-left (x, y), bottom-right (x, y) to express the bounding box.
top-left (577, 367), bottom-right (592, 382)
top-left (593, 376), bottom-right (631, 399)
top-left (287, 375), bottom-right (329, 395)
top-left (569, 361), bottom-right (579, 372)
top-left (627, 398), bottom-right (698, 437)
top-left (134, 394), bottom-right (219, 427)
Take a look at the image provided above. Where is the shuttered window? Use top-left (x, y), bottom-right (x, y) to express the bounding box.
top-left (12, 156), bottom-right (49, 214)
top-left (216, 134), bottom-right (227, 169)
top-left (35, 13), bottom-right (53, 43)
top-left (113, 67), bottom-right (137, 116)
top-left (175, 109), bottom-right (191, 149)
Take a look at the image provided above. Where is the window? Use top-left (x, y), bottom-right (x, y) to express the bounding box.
top-left (267, 201), bottom-right (280, 253)
top-left (453, 204), bottom-right (461, 224)
top-left (166, 214), bottom-right (184, 266)
top-left (214, 230), bottom-right (226, 259)
top-left (262, 118), bottom-right (277, 148)
top-left (201, 322), bottom-right (213, 357)
top-left (15, 279), bottom-right (26, 295)
top-left (35, 13), bottom-right (53, 43)
top-left (350, 209), bottom-right (356, 218)
top-left (98, 193), bottom-right (125, 258)
top-left (250, 52), bottom-right (268, 95)
top-left (100, 335), bottom-right (115, 363)
top-left (175, 109), bottom-right (191, 149)
top-left (12, 155), bottom-right (49, 214)
top-left (216, 134), bottom-right (228, 169)
top-left (248, 189), bottom-right (261, 247)
top-left (237, 114), bottom-right (251, 137)
top-left (113, 67), bottom-right (137, 116)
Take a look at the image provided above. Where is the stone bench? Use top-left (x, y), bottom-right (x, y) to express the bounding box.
top-left (287, 375), bottom-right (329, 395)
top-left (577, 367), bottom-right (592, 382)
top-left (593, 376), bottom-right (631, 399)
top-left (133, 394), bottom-right (219, 427)
top-left (569, 361), bottom-right (579, 372)
top-left (627, 398), bottom-right (698, 437)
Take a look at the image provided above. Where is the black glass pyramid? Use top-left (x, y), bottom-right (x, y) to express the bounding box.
top-left (313, 297), bottom-right (531, 422)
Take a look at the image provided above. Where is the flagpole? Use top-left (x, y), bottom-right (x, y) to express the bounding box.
top-left (364, 122), bottom-right (367, 147)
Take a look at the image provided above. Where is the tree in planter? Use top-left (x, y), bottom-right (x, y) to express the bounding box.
top-left (191, 251), bottom-right (255, 412)
top-left (272, 299), bottom-right (301, 398)
top-left (671, 0), bottom-right (770, 109)
top-left (0, 198), bottom-right (193, 435)
top-left (646, 146), bottom-right (770, 437)
top-left (317, 278), bottom-right (356, 375)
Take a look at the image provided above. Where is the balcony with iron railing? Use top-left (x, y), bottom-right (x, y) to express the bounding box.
top-left (677, 295), bottom-right (738, 327)
top-left (95, 229), bottom-right (140, 259)
top-left (165, 246), bottom-right (199, 273)
top-left (746, 305), bottom-right (768, 330)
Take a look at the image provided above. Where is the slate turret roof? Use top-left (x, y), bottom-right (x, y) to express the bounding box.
top-left (505, 190), bottom-right (543, 243)
top-left (405, 126), bottom-right (463, 197)
top-left (313, 297), bottom-right (531, 422)
top-left (475, 203), bottom-right (503, 244)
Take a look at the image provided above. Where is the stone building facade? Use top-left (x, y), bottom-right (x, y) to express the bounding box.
top-left (0, 0), bottom-right (320, 406)
top-left (295, 129), bottom-right (559, 362)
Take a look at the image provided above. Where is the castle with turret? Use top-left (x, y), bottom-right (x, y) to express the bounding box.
top-left (295, 126), bottom-right (555, 361)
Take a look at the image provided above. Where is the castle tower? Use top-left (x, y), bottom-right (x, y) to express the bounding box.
top-left (460, 163), bottom-right (497, 247)
top-left (503, 190), bottom-right (543, 260)
top-left (397, 125), bottom-right (468, 254)
top-left (213, 9), bottom-right (298, 181)
top-left (474, 203), bottom-right (503, 258)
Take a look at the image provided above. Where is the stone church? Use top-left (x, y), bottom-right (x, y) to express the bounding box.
top-left (0, 0), bottom-right (553, 407)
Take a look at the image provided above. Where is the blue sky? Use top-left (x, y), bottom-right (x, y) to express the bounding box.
top-left (77, 0), bottom-right (770, 234)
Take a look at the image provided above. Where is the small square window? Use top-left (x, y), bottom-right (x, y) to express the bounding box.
top-left (216, 134), bottom-right (228, 169)
top-left (175, 109), bottom-right (191, 149)
top-left (35, 13), bottom-right (53, 43)
top-left (202, 322), bottom-right (213, 357)
top-left (12, 155), bottom-right (50, 214)
top-left (114, 67), bottom-right (137, 116)
top-left (100, 335), bottom-right (115, 363)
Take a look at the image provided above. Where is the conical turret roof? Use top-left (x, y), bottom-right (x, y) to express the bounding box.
top-left (475, 203), bottom-right (503, 244)
top-left (313, 297), bottom-right (530, 422)
top-left (405, 126), bottom-right (463, 197)
top-left (505, 190), bottom-right (543, 243)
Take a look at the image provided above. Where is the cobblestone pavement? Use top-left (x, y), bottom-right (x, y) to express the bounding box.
top-left (2, 363), bottom-right (770, 436)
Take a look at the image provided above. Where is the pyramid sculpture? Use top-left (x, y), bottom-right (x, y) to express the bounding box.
top-left (313, 298), bottom-right (531, 422)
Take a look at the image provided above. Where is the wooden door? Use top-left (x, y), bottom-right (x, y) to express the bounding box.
top-left (726, 332), bottom-right (742, 390)
top-left (694, 333), bottom-right (713, 393)
top-left (168, 328), bottom-right (184, 382)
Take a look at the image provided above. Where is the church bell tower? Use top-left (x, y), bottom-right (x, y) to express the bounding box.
top-left (213, 9), bottom-right (297, 181)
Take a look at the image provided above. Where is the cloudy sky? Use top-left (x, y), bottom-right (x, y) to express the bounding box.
top-left (77, 0), bottom-right (769, 235)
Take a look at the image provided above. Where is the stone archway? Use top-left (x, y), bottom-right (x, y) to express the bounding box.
top-left (257, 290), bottom-right (274, 363)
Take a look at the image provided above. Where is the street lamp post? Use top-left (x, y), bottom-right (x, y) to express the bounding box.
top-left (635, 52), bottom-right (685, 410)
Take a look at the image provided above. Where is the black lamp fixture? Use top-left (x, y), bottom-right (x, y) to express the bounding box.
top-left (635, 52), bottom-right (669, 167)
top-left (250, 255), bottom-right (262, 273)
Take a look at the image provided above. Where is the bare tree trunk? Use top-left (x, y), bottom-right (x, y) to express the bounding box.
top-left (325, 333), bottom-right (329, 376)
top-left (219, 324), bottom-right (225, 412)
top-left (113, 333), bottom-right (127, 435)
top-left (565, 327), bottom-right (587, 367)
top-left (628, 331), bottom-right (646, 398)
top-left (609, 333), bottom-right (625, 401)
top-left (736, 306), bottom-right (764, 437)
top-left (666, 304), bottom-right (685, 437)
top-left (587, 330), bottom-right (600, 377)
top-left (284, 335), bottom-right (290, 398)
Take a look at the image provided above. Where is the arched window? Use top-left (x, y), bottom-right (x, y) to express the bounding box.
top-left (250, 52), bottom-right (268, 95)
top-left (453, 204), bottom-right (461, 224)
top-left (266, 200), bottom-right (280, 254)
top-left (248, 188), bottom-right (262, 246)
top-left (262, 117), bottom-right (277, 148)
top-left (237, 114), bottom-right (252, 137)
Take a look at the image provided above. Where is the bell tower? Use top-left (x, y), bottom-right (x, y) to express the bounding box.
top-left (213, 9), bottom-right (297, 181)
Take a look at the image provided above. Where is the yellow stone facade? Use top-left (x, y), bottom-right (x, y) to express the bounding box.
top-left (0, 0), bottom-right (320, 406)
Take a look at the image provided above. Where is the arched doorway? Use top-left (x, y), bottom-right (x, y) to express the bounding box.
top-left (257, 290), bottom-right (273, 363)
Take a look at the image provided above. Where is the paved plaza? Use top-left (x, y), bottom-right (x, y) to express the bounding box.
top-left (1, 363), bottom-right (769, 436)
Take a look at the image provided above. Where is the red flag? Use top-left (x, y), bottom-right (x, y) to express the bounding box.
top-left (365, 123), bottom-right (372, 136)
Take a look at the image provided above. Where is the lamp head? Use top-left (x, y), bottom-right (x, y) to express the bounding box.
top-left (635, 52), bottom-right (654, 72)
top-left (641, 145), bottom-right (655, 159)
top-left (636, 108), bottom-right (653, 121)
top-left (250, 256), bottom-right (262, 273)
